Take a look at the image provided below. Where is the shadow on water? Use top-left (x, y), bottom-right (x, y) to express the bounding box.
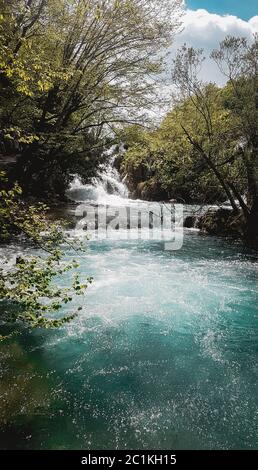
top-left (0, 327), bottom-right (68, 449)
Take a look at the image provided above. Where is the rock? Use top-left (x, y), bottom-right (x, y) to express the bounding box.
top-left (197, 208), bottom-right (245, 238)
top-left (134, 180), bottom-right (168, 201)
top-left (184, 216), bottom-right (197, 228)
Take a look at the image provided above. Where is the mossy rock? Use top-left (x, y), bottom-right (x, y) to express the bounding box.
top-left (197, 208), bottom-right (245, 238)
top-left (136, 180), bottom-right (167, 201)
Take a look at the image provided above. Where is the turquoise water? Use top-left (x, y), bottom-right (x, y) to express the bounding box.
top-left (0, 233), bottom-right (258, 449)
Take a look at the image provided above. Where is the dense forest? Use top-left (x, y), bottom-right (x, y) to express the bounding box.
top-left (0, 0), bottom-right (181, 197)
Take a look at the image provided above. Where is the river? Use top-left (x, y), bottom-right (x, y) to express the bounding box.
top-left (0, 165), bottom-right (257, 450)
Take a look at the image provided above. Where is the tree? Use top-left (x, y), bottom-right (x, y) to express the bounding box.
top-left (171, 44), bottom-right (249, 216)
top-left (120, 97), bottom-right (242, 204)
top-left (211, 35), bottom-right (258, 247)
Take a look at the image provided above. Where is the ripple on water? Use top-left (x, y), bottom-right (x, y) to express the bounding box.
top-left (0, 233), bottom-right (257, 449)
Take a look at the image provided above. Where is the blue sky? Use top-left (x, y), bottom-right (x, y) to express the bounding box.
top-left (169, 2), bottom-right (258, 85)
top-left (187, 1), bottom-right (258, 20)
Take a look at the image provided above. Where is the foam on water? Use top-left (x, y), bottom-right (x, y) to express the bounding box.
top-left (67, 160), bottom-right (129, 206)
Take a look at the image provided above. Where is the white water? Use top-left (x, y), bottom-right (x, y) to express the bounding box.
top-left (67, 161), bottom-right (207, 234)
top-left (68, 160), bottom-right (129, 206)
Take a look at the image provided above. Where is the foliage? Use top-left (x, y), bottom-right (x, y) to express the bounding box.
top-left (0, 0), bottom-right (182, 197)
top-left (120, 85), bottom-right (246, 204)
top-left (211, 35), bottom-right (258, 246)
top-left (0, 171), bottom-right (92, 339)
top-left (121, 36), bottom-right (257, 210)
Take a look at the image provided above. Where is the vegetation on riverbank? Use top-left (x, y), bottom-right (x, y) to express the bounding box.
top-left (119, 36), bottom-right (258, 247)
top-left (0, 171), bottom-right (92, 340)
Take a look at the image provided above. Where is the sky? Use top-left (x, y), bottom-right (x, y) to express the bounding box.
top-left (187, 0), bottom-right (258, 21)
top-left (169, 1), bottom-right (258, 85)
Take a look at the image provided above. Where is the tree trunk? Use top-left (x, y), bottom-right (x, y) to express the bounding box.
top-left (227, 181), bottom-right (249, 220)
top-left (181, 125), bottom-right (240, 213)
top-left (246, 196), bottom-right (258, 248)
top-left (246, 162), bottom-right (258, 249)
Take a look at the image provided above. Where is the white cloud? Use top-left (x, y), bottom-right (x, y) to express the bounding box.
top-left (169, 9), bottom-right (258, 85)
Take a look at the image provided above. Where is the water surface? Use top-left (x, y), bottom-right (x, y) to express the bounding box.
top-left (0, 233), bottom-right (257, 450)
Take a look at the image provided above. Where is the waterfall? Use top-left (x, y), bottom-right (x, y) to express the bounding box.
top-left (67, 155), bottom-right (203, 232)
top-left (67, 158), bottom-right (129, 206)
